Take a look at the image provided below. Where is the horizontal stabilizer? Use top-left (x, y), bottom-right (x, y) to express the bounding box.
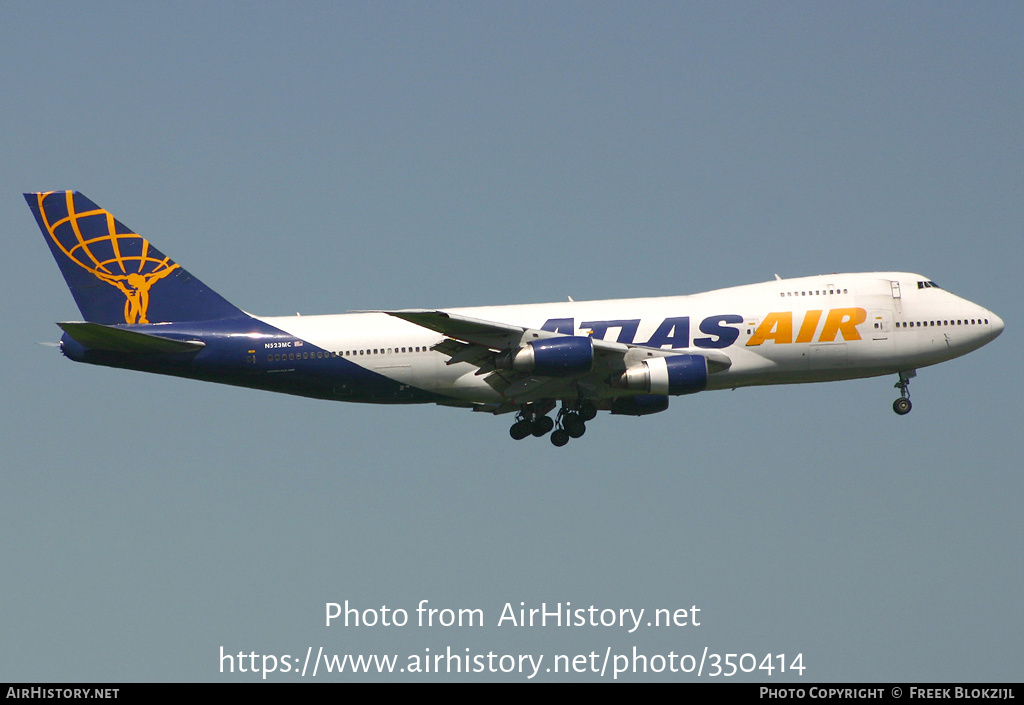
top-left (57, 322), bottom-right (205, 354)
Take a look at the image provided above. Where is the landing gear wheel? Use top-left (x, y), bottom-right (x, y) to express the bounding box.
top-left (563, 414), bottom-right (586, 438)
top-left (578, 400), bottom-right (597, 422)
top-left (531, 415), bottom-right (554, 437)
top-left (510, 419), bottom-right (532, 440)
top-left (892, 370), bottom-right (915, 416)
top-left (893, 397), bottom-right (912, 415)
top-left (550, 429), bottom-right (570, 447)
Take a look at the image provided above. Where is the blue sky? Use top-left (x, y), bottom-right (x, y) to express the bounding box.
top-left (2, 2), bottom-right (1021, 682)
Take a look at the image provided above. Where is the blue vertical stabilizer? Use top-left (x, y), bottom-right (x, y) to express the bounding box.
top-left (25, 191), bottom-right (246, 324)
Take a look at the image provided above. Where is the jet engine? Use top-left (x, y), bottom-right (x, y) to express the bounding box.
top-left (497, 336), bottom-right (594, 376)
top-left (610, 394), bottom-right (670, 416)
top-left (616, 354), bottom-right (707, 395)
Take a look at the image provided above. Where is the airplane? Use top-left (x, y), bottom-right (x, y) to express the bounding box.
top-left (26, 191), bottom-right (1004, 447)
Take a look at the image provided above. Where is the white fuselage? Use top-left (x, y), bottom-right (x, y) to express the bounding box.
top-left (257, 272), bottom-right (1003, 406)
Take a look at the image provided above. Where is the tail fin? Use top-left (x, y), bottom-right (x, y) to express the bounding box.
top-left (25, 191), bottom-right (245, 324)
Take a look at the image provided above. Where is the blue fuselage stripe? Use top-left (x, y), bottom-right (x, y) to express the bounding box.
top-left (59, 316), bottom-right (442, 404)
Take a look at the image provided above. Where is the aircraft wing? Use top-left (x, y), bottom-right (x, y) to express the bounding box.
top-left (387, 308), bottom-right (730, 368)
top-left (385, 309), bottom-right (731, 407)
top-left (385, 309), bottom-right (530, 350)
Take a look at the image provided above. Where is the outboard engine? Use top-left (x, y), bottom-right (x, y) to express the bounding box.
top-left (498, 336), bottom-right (594, 376)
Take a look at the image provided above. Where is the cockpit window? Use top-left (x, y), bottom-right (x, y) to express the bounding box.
top-left (917, 281), bottom-right (941, 289)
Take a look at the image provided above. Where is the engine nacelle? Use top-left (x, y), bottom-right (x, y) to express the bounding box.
top-left (500, 336), bottom-right (594, 376)
top-left (610, 394), bottom-right (670, 416)
top-left (617, 354), bottom-right (707, 395)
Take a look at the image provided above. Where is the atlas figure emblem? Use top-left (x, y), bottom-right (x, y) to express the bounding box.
top-left (37, 192), bottom-right (179, 324)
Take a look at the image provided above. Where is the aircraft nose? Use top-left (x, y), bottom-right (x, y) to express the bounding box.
top-left (989, 311), bottom-right (1005, 339)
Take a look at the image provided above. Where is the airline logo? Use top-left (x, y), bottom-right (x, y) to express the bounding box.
top-left (746, 308), bottom-right (866, 346)
top-left (543, 308), bottom-right (867, 349)
top-left (33, 192), bottom-right (179, 324)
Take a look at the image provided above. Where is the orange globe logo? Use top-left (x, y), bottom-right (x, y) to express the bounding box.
top-left (34, 192), bottom-right (179, 324)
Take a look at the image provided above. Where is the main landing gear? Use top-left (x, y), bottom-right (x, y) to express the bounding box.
top-left (892, 370), bottom-right (915, 415)
top-left (510, 400), bottom-right (597, 446)
top-left (509, 407), bottom-right (552, 440)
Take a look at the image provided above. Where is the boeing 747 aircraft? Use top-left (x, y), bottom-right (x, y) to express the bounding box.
top-left (26, 191), bottom-right (1003, 446)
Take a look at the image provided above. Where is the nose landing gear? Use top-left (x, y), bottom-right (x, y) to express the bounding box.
top-left (892, 370), bottom-right (915, 415)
